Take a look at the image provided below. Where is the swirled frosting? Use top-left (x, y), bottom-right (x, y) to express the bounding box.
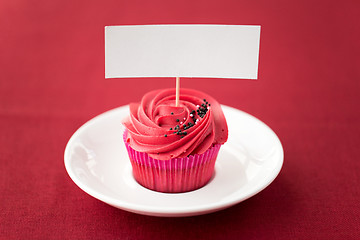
top-left (122, 88), bottom-right (228, 160)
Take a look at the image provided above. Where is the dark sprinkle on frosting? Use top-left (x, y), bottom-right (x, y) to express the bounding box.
top-left (164, 98), bottom-right (210, 138)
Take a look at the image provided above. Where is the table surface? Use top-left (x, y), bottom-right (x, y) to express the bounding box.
top-left (1, 0), bottom-right (359, 239)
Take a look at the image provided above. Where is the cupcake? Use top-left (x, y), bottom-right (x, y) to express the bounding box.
top-left (122, 88), bottom-right (228, 193)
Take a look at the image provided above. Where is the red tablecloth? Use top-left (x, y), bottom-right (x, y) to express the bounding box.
top-left (1, 0), bottom-right (359, 239)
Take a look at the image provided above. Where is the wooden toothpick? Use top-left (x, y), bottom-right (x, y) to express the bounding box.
top-left (176, 77), bottom-right (180, 107)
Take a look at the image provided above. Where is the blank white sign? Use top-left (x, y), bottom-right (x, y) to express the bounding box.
top-left (105, 24), bottom-right (260, 79)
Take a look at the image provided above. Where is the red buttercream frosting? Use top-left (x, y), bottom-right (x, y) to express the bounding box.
top-left (122, 88), bottom-right (228, 160)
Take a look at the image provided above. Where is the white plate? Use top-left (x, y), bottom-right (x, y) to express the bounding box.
top-left (64, 105), bottom-right (283, 217)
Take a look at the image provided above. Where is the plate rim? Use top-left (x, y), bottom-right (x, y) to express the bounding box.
top-left (64, 105), bottom-right (284, 216)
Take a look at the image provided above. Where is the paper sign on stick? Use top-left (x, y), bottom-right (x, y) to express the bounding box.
top-left (105, 24), bottom-right (260, 79)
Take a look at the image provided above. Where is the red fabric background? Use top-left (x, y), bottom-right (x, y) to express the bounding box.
top-left (1, 0), bottom-right (359, 239)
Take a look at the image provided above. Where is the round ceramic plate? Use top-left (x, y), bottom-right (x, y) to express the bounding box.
top-left (64, 105), bottom-right (283, 217)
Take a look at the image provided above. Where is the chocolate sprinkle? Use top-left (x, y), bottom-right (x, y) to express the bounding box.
top-left (166, 98), bottom-right (211, 140)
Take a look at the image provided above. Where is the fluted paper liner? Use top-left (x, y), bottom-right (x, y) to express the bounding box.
top-left (123, 133), bottom-right (221, 193)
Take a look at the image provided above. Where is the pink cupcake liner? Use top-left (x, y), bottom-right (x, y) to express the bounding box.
top-left (123, 132), bottom-right (221, 193)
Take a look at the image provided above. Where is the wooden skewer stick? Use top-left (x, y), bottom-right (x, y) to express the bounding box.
top-left (175, 77), bottom-right (180, 107)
